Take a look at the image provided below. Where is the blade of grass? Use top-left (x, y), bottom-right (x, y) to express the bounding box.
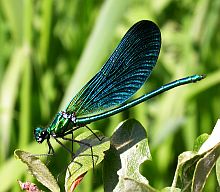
top-left (19, 0), bottom-right (33, 148)
top-left (0, 140), bottom-right (60, 192)
top-left (39, 0), bottom-right (53, 65)
top-left (0, 46), bottom-right (30, 161)
top-left (0, 0), bottom-right (23, 43)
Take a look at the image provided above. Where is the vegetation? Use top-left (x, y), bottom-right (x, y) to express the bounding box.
top-left (0, 0), bottom-right (219, 191)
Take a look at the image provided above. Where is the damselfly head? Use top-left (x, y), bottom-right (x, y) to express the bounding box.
top-left (34, 127), bottom-right (49, 143)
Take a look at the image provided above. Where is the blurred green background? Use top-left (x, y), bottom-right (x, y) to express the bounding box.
top-left (0, 0), bottom-right (220, 191)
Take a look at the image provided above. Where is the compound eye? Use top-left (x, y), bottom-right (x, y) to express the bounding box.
top-left (41, 131), bottom-right (45, 136)
top-left (34, 127), bottom-right (48, 143)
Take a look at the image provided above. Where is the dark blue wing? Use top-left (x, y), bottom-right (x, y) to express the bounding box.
top-left (66, 20), bottom-right (161, 116)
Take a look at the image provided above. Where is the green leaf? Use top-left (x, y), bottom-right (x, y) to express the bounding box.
top-left (192, 142), bottom-right (220, 191)
top-left (14, 149), bottom-right (60, 192)
top-left (115, 178), bottom-right (156, 192)
top-left (193, 133), bottom-right (209, 152)
top-left (171, 120), bottom-right (220, 191)
top-left (216, 156), bottom-right (220, 187)
top-left (171, 151), bottom-right (202, 190)
top-left (103, 119), bottom-right (154, 192)
top-left (198, 119), bottom-right (220, 154)
top-left (161, 187), bottom-right (181, 192)
top-left (65, 131), bottom-right (110, 191)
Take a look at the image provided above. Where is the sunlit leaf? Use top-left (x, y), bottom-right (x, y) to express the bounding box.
top-left (216, 157), bottom-right (220, 186)
top-left (171, 120), bottom-right (220, 191)
top-left (171, 151), bottom-right (202, 190)
top-left (161, 187), bottom-right (181, 192)
top-left (14, 150), bottom-right (60, 192)
top-left (192, 143), bottom-right (220, 191)
top-left (65, 131), bottom-right (110, 191)
top-left (198, 119), bottom-right (220, 154)
top-left (193, 133), bottom-right (209, 152)
top-left (103, 119), bottom-right (154, 192)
